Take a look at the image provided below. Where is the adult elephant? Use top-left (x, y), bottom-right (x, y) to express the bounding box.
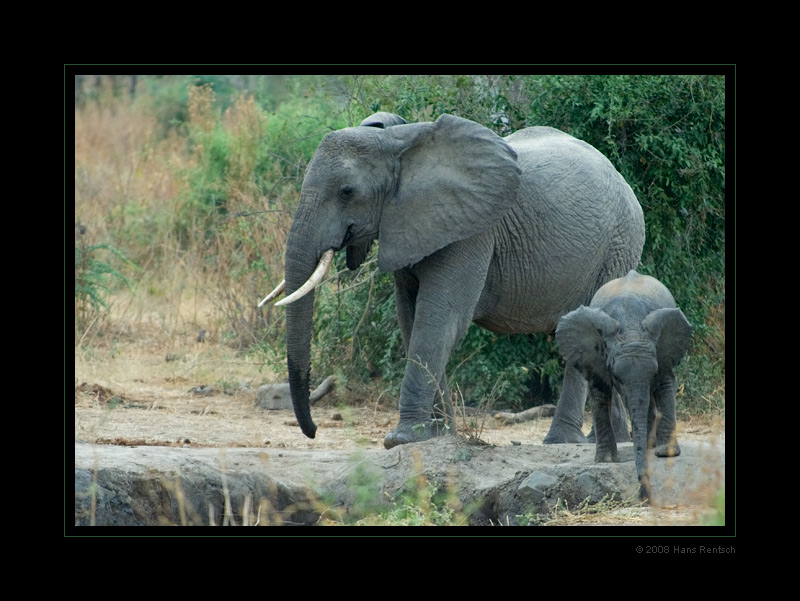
top-left (262, 112), bottom-right (645, 449)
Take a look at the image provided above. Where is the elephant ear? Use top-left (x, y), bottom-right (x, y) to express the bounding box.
top-left (555, 306), bottom-right (620, 378)
top-left (377, 114), bottom-right (522, 272)
top-left (642, 308), bottom-right (692, 371)
top-left (360, 112), bottom-right (408, 128)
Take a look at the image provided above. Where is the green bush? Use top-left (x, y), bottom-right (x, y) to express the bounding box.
top-left (312, 252), bottom-right (405, 392)
top-left (702, 487), bottom-right (725, 526)
top-left (74, 230), bottom-right (134, 339)
top-left (448, 327), bottom-right (562, 410)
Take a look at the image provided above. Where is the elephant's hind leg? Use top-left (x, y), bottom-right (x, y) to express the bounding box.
top-left (543, 365), bottom-right (589, 444)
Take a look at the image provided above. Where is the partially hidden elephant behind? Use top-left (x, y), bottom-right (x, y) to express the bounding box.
top-left (261, 112), bottom-right (645, 449)
top-left (555, 270), bottom-right (692, 499)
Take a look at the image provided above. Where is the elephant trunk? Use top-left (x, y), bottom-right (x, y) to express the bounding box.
top-left (626, 383), bottom-right (653, 501)
top-left (286, 292), bottom-right (317, 438)
top-left (283, 225), bottom-right (327, 439)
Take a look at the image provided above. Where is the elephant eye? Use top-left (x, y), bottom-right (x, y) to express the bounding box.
top-left (339, 185), bottom-right (355, 201)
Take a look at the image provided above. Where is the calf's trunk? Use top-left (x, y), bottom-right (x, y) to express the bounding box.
top-left (627, 384), bottom-right (654, 501)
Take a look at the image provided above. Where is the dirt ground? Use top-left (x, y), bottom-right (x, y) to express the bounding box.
top-left (74, 375), bottom-right (557, 450)
top-left (73, 337), bottom-right (724, 457)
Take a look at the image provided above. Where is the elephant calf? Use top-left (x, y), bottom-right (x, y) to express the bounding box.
top-left (554, 270), bottom-right (692, 500)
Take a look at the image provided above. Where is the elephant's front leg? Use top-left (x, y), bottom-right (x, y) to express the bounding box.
top-left (383, 240), bottom-right (491, 449)
top-left (651, 372), bottom-right (681, 458)
top-left (382, 349), bottom-right (454, 448)
top-left (394, 268), bottom-right (452, 420)
top-left (383, 294), bottom-right (478, 449)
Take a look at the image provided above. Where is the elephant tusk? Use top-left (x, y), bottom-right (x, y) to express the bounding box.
top-left (275, 249), bottom-right (335, 307)
top-left (258, 280), bottom-right (286, 308)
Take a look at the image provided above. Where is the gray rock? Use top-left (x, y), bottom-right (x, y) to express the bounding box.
top-left (73, 437), bottom-right (724, 527)
top-left (255, 383), bottom-right (293, 410)
top-left (518, 471), bottom-right (560, 505)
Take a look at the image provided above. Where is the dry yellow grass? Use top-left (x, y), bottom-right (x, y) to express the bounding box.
top-left (75, 78), bottom-right (294, 349)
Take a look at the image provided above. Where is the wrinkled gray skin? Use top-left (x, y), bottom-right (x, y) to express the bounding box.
top-left (555, 270), bottom-right (692, 500)
top-left (281, 112), bottom-right (645, 449)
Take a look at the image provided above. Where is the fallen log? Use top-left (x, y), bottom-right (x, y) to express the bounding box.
top-left (492, 404), bottom-right (557, 425)
top-left (310, 376), bottom-right (336, 405)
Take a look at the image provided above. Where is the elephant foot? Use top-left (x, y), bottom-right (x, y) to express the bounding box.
top-left (594, 445), bottom-right (620, 464)
top-left (653, 441), bottom-right (681, 458)
top-left (543, 419), bottom-right (588, 444)
top-left (383, 418), bottom-right (448, 449)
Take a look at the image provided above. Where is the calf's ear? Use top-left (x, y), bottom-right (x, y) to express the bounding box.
top-left (556, 306), bottom-right (619, 377)
top-left (642, 308), bottom-right (693, 370)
